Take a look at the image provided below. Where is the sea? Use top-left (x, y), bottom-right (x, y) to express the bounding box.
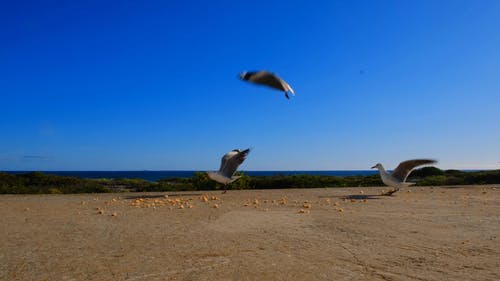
top-left (4, 170), bottom-right (379, 182)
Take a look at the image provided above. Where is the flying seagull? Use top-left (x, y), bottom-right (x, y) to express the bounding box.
top-left (371, 159), bottom-right (437, 196)
top-left (207, 148), bottom-right (251, 185)
top-left (239, 70), bottom-right (295, 99)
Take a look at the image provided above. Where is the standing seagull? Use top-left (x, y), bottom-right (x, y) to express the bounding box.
top-left (371, 159), bottom-right (437, 196)
top-left (207, 148), bottom-right (251, 185)
top-left (239, 70), bottom-right (295, 99)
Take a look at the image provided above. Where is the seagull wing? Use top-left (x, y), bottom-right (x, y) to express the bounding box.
top-left (247, 71), bottom-right (286, 91)
top-left (280, 79), bottom-right (295, 95)
top-left (218, 151), bottom-right (237, 173)
top-left (220, 149), bottom-right (250, 178)
top-left (391, 159), bottom-right (437, 182)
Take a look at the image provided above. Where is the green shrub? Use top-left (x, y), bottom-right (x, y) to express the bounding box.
top-left (227, 172), bottom-right (251, 190)
top-left (191, 172), bottom-right (217, 190)
top-left (48, 188), bottom-right (63, 194)
top-left (1, 169), bottom-right (499, 194)
top-left (416, 175), bottom-right (447, 186)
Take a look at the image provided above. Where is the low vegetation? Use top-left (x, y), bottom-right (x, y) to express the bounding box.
top-left (0, 168), bottom-right (499, 194)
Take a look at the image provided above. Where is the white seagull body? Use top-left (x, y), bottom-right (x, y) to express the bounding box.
top-left (207, 148), bottom-right (250, 185)
top-left (239, 70), bottom-right (295, 99)
top-left (372, 159), bottom-right (437, 195)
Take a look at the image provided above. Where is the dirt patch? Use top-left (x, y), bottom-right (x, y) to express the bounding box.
top-left (1, 185), bottom-right (499, 280)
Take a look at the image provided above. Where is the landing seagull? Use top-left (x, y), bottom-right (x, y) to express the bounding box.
top-left (239, 70), bottom-right (295, 99)
top-left (371, 159), bottom-right (437, 196)
top-left (207, 148), bottom-right (250, 185)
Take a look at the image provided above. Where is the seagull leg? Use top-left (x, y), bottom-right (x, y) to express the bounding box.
top-left (382, 188), bottom-right (400, 196)
top-left (285, 92), bottom-right (290, 99)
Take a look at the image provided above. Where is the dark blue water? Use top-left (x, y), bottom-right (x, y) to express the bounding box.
top-left (4, 170), bottom-right (379, 181)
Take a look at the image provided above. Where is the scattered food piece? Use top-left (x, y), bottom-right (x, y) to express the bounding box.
top-left (213, 204), bottom-right (219, 209)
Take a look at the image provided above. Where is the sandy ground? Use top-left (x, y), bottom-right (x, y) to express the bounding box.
top-left (0, 185), bottom-right (499, 281)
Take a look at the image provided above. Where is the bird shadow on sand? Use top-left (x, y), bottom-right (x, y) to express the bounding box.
top-left (124, 193), bottom-right (204, 200)
top-left (318, 194), bottom-right (383, 200)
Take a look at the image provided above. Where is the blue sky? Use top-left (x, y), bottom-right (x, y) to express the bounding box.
top-left (1, 0), bottom-right (499, 171)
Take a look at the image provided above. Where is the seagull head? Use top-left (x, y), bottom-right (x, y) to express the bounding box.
top-left (371, 163), bottom-right (382, 169)
top-left (238, 71), bottom-right (247, 80)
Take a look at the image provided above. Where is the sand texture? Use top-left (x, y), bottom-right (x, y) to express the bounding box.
top-left (1, 185), bottom-right (499, 281)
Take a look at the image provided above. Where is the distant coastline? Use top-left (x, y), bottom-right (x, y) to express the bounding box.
top-left (1, 169), bottom-right (499, 194)
top-left (3, 170), bottom-right (380, 181)
top-left (2, 169), bottom-right (488, 181)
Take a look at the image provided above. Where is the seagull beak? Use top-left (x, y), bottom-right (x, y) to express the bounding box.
top-left (371, 165), bottom-right (376, 169)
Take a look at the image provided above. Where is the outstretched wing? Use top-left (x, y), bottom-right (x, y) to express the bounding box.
top-left (247, 71), bottom-right (285, 91)
top-left (391, 159), bottom-right (437, 182)
top-left (218, 150), bottom-right (237, 172)
top-left (243, 71), bottom-right (294, 95)
top-left (219, 149), bottom-right (250, 178)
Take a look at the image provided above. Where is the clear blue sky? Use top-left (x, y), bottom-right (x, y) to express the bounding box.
top-left (1, 0), bottom-right (499, 171)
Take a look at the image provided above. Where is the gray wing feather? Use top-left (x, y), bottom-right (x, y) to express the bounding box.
top-left (249, 72), bottom-right (285, 91)
top-left (219, 149), bottom-right (250, 178)
top-left (246, 71), bottom-right (293, 94)
top-left (391, 159), bottom-right (437, 182)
